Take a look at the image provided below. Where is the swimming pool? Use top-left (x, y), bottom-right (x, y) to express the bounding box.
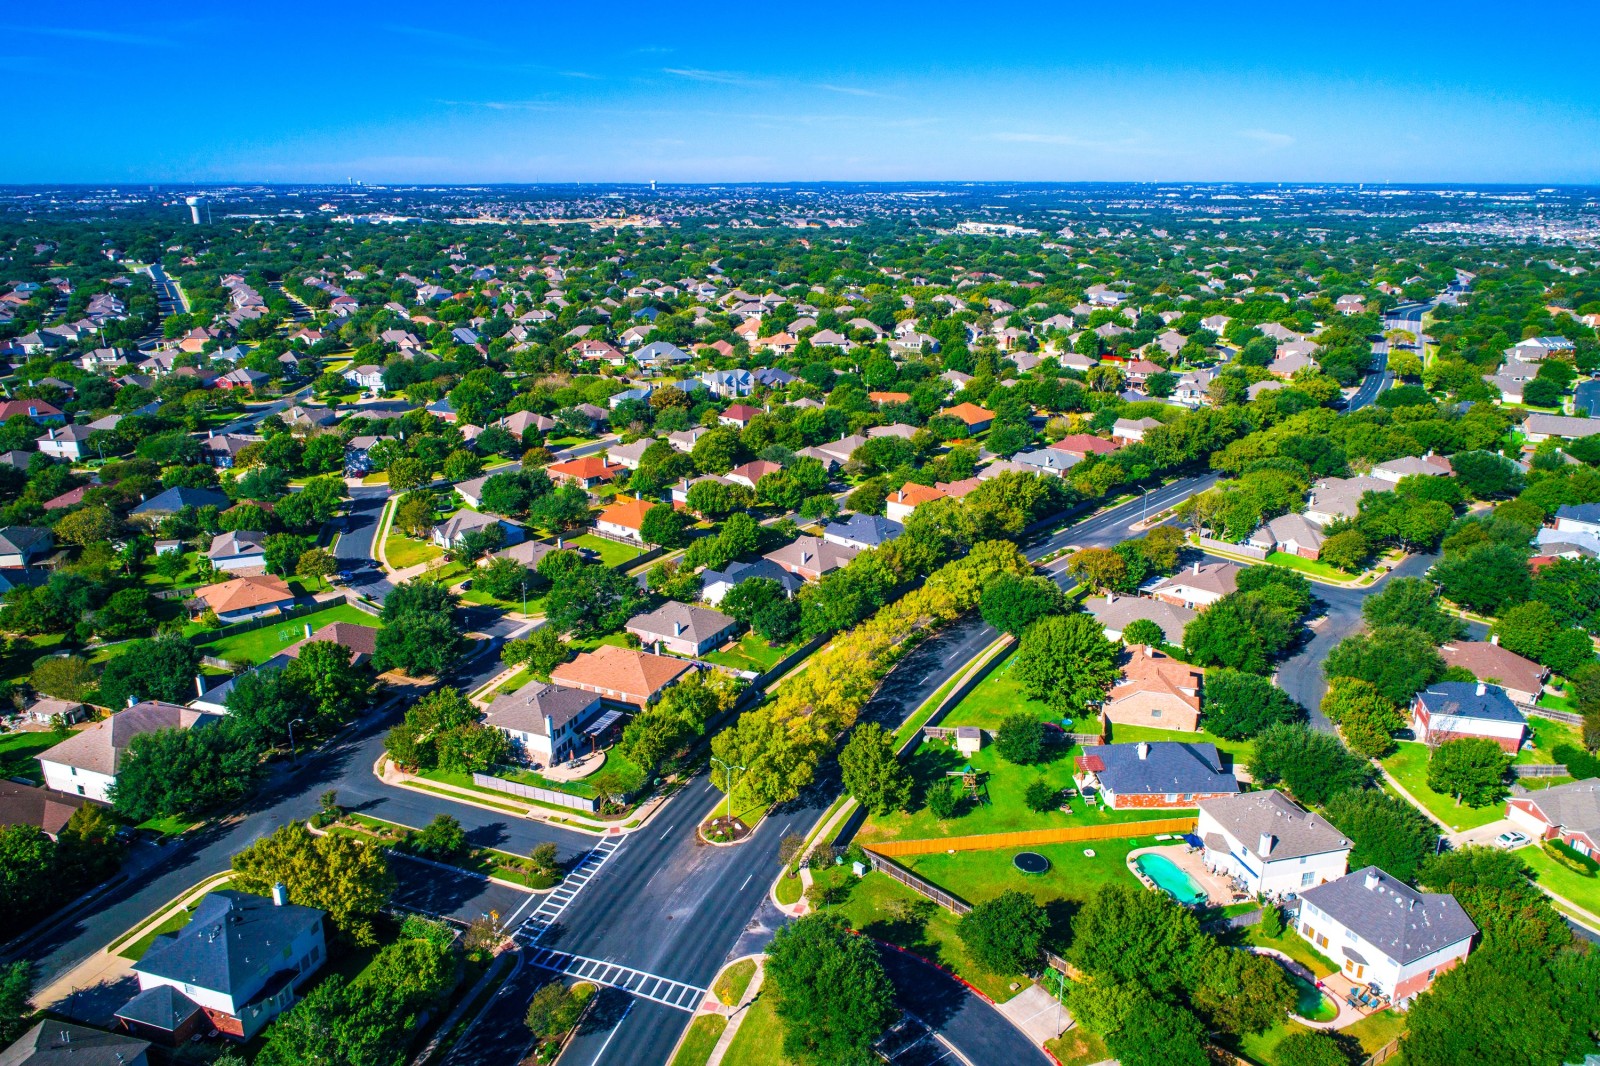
top-left (1132, 853), bottom-right (1208, 906)
top-left (1283, 969), bottom-right (1338, 1022)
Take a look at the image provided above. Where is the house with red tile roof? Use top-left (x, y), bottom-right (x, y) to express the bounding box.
top-left (546, 456), bottom-right (623, 488)
top-left (939, 402), bottom-right (995, 433)
top-left (549, 644), bottom-right (693, 707)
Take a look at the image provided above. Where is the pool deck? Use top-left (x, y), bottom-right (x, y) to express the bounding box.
top-left (1127, 843), bottom-right (1238, 906)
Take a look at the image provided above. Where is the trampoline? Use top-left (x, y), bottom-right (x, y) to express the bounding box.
top-left (1013, 852), bottom-right (1051, 875)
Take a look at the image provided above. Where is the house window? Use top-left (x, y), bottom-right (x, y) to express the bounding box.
top-left (1164, 793), bottom-right (1178, 802)
top-left (1427, 968), bottom-right (1436, 981)
top-left (1301, 871), bottom-right (1315, 887)
top-left (1315, 933), bottom-right (1329, 949)
top-left (1150, 709), bottom-right (1162, 719)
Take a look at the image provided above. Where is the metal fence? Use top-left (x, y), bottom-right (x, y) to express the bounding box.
top-left (867, 816), bottom-right (1198, 858)
top-left (469, 772), bottom-right (597, 813)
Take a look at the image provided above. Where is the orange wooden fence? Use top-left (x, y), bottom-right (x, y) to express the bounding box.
top-left (865, 816), bottom-right (1198, 857)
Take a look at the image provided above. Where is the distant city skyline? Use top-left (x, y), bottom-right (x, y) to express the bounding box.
top-left (10, 1), bottom-right (1600, 184)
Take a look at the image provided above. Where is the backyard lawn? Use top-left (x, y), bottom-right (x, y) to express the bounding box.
top-left (567, 533), bottom-right (643, 568)
top-left (1264, 551), bottom-right (1354, 582)
top-left (703, 632), bottom-right (798, 674)
top-left (492, 749), bottom-right (645, 800)
top-left (939, 647), bottom-right (1060, 732)
top-left (1514, 714), bottom-right (1585, 765)
top-left (0, 729), bottom-right (63, 783)
top-left (385, 530), bottom-right (442, 569)
top-left (857, 735), bottom-right (1184, 847)
top-left (1238, 1008), bottom-right (1405, 1066)
top-left (197, 603), bottom-right (380, 665)
top-left (890, 837), bottom-right (1152, 916)
top-left (1381, 741), bottom-right (1505, 831)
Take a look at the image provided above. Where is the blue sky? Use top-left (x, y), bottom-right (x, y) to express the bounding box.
top-left (8, 1), bottom-right (1600, 184)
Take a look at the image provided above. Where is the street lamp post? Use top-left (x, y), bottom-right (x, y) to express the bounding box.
top-left (521, 580), bottom-right (527, 617)
top-left (288, 717), bottom-right (306, 766)
top-left (1142, 484), bottom-right (1152, 525)
top-left (709, 757), bottom-right (746, 824)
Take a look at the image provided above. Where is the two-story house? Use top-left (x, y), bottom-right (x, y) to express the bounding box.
top-left (483, 683), bottom-right (605, 766)
top-left (1197, 790), bottom-right (1351, 898)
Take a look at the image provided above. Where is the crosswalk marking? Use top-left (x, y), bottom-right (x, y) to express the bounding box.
top-left (515, 836), bottom-right (622, 944)
top-left (525, 947), bottom-right (709, 1012)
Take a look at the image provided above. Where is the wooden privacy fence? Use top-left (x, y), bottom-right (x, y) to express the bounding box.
top-left (865, 816), bottom-right (1198, 857)
top-left (1525, 705), bottom-right (1583, 726)
top-left (865, 851), bottom-right (971, 915)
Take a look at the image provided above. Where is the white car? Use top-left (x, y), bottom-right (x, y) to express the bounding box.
top-left (1494, 830), bottom-right (1530, 850)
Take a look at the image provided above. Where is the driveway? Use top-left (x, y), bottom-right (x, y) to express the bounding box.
top-left (1447, 818), bottom-right (1523, 849)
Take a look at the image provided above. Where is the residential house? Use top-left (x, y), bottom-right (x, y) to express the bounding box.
top-left (215, 368), bottom-right (268, 392)
top-left (483, 683), bottom-right (605, 765)
top-left (1410, 682), bottom-right (1528, 753)
top-left (821, 513), bottom-right (903, 551)
top-left (1371, 455), bottom-right (1452, 483)
top-left (130, 486), bottom-right (231, 524)
top-left (1304, 475), bottom-right (1391, 527)
top-left (1, 1022), bottom-right (149, 1066)
top-left (1102, 645), bottom-right (1203, 732)
top-left (35, 424), bottom-right (93, 460)
top-left (432, 509), bottom-right (526, 550)
top-left (1149, 561), bottom-right (1241, 610)
top-left (1295, 867), bottom-right (1475, 1007)
top-left (0, 527), bottom-right (52, 568)
top-left (283, 621), bottom-right (379, 667)
top-left (454, 475), bottom-right (491, 510)
top-left (1073, 741), bottom-right (1240, 809)
top-left (124, 889), bottom-right (326, 1041)
top-left (595, 497), bottom-right (657, 543)
top-left (1504, 777), bottom-right (1600, 857)
top-left (803, 433), bottom-right (868, 468)
top-left (1553, 502), bottom-right (1600, 538)
top-left (719, 403), bottom-right (759, 429)
top-left (0, 400), bottom-right (64, 424)
top-left (546, 456), bottom-right (623, 489)
top-left (499, 410), bottom-right (557, 441)
top-left (550, 644), bottom-right (693, 707)
top-left (202, 433), bottom-right (259, 468)
top-left (1111, 417), bottom-right (1162, 443)
top-left (727, 459), bottom-right (782, 490)
top-left (342, 364), bottom-right (385, 393)
top-left (1049, 434), bottom-right (1121, 459)
top-left (606, 438), bottom-right (657, 470)
top-left (1085, 592), bottom-right (1195, 645)
top-left (38, 700), bottom-right (221, 802)
top-left (940, 402), bottom-right (995, 434)
top-left (702, 369), bottom-right (754, 398)
top-left (194, 574), bottom-right (296, 623)
top-left (42, 486), bottom-right (86, 512)
top-left (1437, 639), bottom-right (1547, 706)
top-left (764, 535), bottom-right (859, 582)
top-left (1522, 413), bottom-right (1600, 443)
top-left (869, 391), bottom-right (912, 406)
top-left (633, 341), bottom-right (692, 368)
top-left (1012, 448), bottom-right (1079, 476)
top-left (700, 558), bottom-right (803, 606)
top-left (1268, 342), bottom-right (1317, 378)
top-left (1197, 789), bottom-right (1352, 898)
top-left (490, 539), bottom-right (561, 571)
top-left (0, 781), bottom-right (92, 838)
top-left (1248, 513), bottom-right (1326, 560)
top-left (626, 602), bottom-right (739, 657)
top-left (207, 531), bottom-right (267, 572)
top-left (885, 482), bottom-right (947, 523)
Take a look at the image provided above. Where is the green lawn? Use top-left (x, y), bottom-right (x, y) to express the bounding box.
top-left (197, 603), bottom-right (380, 665)
top-left (1226, 917), bottom-right (1338, 978)
top-left (118, 892), bottom-right (215, 961)
top-left (720, 988), bottom-right (795, 1066)
top-left (889, 837), bottom-right (1152, 918)
top-left (1239, 1008), bottom-right (1406, 1066)
top-left (1264, 551), bottom-right (1355, 582)
top-left (857, 736), bottom-right (1177, 847)
top-left (0, 730), bottom-right (63, 784)
top-left (491, 749), bottom-right (644, 800)
top-left (1536, 687), bottom-right (1577, 713)
top-left (940, 647), bottom-right (1061, 732)
top-left (703, 632), bottom-right (798, 674)
top-left (385, 530), bottom-right (442, 569)
top-left (1104, 722), bottom-right (1254, 766)
top-left (1515, 715), bottom-right (1585, 766)
top-left (1047, 1026), bottom-right (1111, 1066)
top-left (1381, 741), bottom-right (1506, 831)
top-left (670, 1014), bottom-right (728, 1066)
top-left (1518, 843), bottom-right (1600, 918)
top-left (136, 813), bottom-right (203, 837)
top-left (568, 533), bottom-right (643, 568)
top-left (715, 959), bottom-right (757, 1006)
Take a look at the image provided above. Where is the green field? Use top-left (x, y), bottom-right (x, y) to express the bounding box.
top-left (568, 533), bottom-right (643, 568)
top-left (1518, 843), bottom-right (1600, 919)
top-left (720, 988), bottom-right (794, 1066)
top-left (1381, 741), bottom-right (1506, 831)
top-left (385, 530), bottom-right (442, 569)
top-left (0, 730), bottom-right (63, 784)
top-left (940, 647), bottom-right (1059, 732)
top-left (714, 959), bottom-right (757, 1006)
top-left (889, 837), bottom-right (1152, 917)
top-left (1264, 551), bottom-right (1355, 582)
top-left (197, 603), bottom-right (380, 665)
top-left (670, 1014), bottom-right (728, 1066)
top-left (1515, 715), bottom-right (1585, 766)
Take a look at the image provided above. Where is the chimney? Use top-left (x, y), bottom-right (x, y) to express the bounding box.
top-left (673, 621), bottom-right (684, 636)
top-left (304, 622), bottom-right (313, 639)
top-left (195, 675), bottom-right (206, 698)
top-left (126, 695), bottom-right (136, 708)
top-left (1364, 870), bottom-right (1381, 891)
top-left (208, 429), bottom-right (215, 438)
top-left (801, 550), bottom-right (811, 565)
top-left (1137, 741), bottom-right (1149, 760)
top-left (1476, 681), bottom-right (1487, 696)
top-left (272, 882), bottom-right (289, 907)
top-left (1192, 561), bottom-right (1200, 575)
top-left (1490, 633), bottom-right (1500, 646)
top-left (1106, 591), bottom-right (1115, 604)
top-left (1258, 832), bottom-right (1275, 857)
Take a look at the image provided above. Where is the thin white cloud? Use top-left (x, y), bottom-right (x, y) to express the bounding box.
top-left (559, 71), bottom-right (600, 80)
top-left (663, 68), bottom-right (763, 87)
top-left (12, 25), bottom-right (176, 47)
top-left (815, 83), bottom-right (896, 100)
top-left (1239, 128), bottom-right (1295, 148)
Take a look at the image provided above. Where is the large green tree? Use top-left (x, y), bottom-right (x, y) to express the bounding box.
top-left (763, 913), bottom-right (898, 1066)
top-left (1011, 613), bottom-right (1120, 714)
top-left (1323, 787), bottom-right (1438, 883)
top-left (838, 723), bottom-right (913, 816)
top-left (232, 823), bottom-right (395, 946)
top-left (957, 890), bottom-right (1049, 975)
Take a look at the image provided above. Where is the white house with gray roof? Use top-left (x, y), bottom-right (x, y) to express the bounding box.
top-left (1197, 790), bottom-right (1351, 899)
top-left (626, 601), bottom-right (737, 657)
top-left (1295, 867), bottom-right (1475, 1006)
top-left (483, 682), bottom-right (604, 764)
top-left (1085, 592), bottom-right (1194, 644)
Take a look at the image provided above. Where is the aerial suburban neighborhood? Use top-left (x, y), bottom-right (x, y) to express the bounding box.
top-left (1, 9), bottom-right (1600, 1066)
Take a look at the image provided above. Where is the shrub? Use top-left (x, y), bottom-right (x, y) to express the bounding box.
top-left (1544, 840), bottom-right (1599, 876)
top-left (995, 713), bottom-right (1046, 764)
top-left (1023, 779), bottom-right (1058, 813)
top-left (926, 779), bottom-right (965, 819)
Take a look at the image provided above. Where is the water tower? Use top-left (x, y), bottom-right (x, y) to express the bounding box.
top-left (185, 195), bottom-right (205, 224)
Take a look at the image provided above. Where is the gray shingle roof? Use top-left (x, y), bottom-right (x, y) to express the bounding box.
top-left (115, 984), bottom-right (203, 1031)
top-left (484, 682), bottom-right (601, 738)
top-left (1414, 682), bottom-right (1526, 725)
top-left (134, 890), bottom-right (323, 998)
top-left (1514, 777), bottom-right (1600, 838)
top-left (1299, 866), bottom-right (1476, 965)
top-left (1088, 741), bottom-right (1239, 797)
top-left (821, 513), bottom-right (903, 548)
top-left (130, 486), bottom-right (231, 515)
top-left (626, 601), bottom-right (736, 645)
top-left (1199, 789), bottom-right (1350, 861)
top-left (0, 1022), bottom-right (150, 1066)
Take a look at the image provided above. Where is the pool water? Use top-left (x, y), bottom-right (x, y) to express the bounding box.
top-left (1133, 853), bottom-right (1208, 906)
top-left (1286, 971), bottom-right (1339, 1022)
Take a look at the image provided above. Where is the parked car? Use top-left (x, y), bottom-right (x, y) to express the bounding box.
top-left (1494, 830), bottom-right (1530, 850)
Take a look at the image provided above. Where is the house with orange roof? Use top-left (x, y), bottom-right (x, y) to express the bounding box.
top-left (595, 496), bottom-right (660, 543)
top-left (885, 482), bottom-right (947, 523)
top-left (757, 332), bottom-right (798, 355)
top-left (193, 574), bottom-right (296, 623)
top-left (868, 391), bottom-right (912, 405)
top-left (546, 455), bottom-right (624, 489)
top-left (550, 644), bottom-right (693, 707)
top-left (1103, 645), bottom-right (1203, 731)
top-left (940, 402), bottom-right (995, 433)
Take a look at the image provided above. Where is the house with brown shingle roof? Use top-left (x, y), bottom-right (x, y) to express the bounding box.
top-left (1437, 639), bottom-right (1547, 706)
top-left (0, 781), bottom-right (92, 838)
top-left (193, 574), bottom-right (295, 623)
top-left (1103, 646), bottom-right (1203, 731)
top-left (1148, 561), bottom-right (1241, 609)
top-left (284, 621), bottom-right (381, 667)
top-left (549, 644), bottom-right (693, 707)
top-left (38, 701), bottom-right (221, 802)
top-left (764, 535), bottom-right (859, 582)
